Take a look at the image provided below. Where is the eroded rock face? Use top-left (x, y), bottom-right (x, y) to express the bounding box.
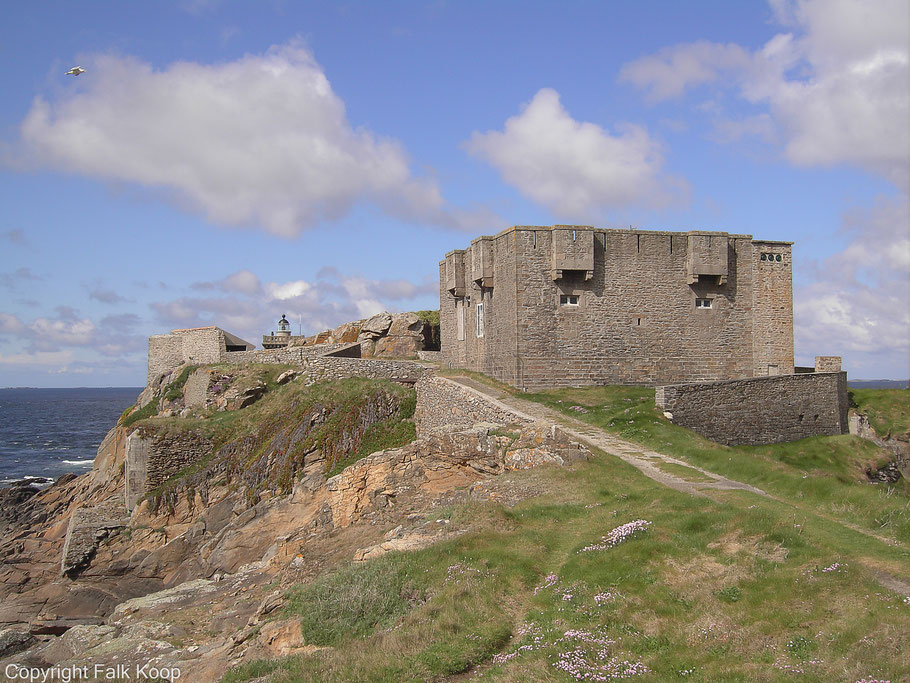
top-left (851, 412), bottom-right (909, 482)
top-left (325, 423), bottom-right (589, 529)
top-left (0, 365), bottom-right (585, 680)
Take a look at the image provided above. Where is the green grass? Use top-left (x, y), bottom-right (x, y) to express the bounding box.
top-left (285, 552), bottom-right (426, 646)
top-left (851, 388), bottom-right (910, 435)
top-left (120, 399), bottom-right (159, 429)
top-left (163, 364), bottom-right (198, 401)
top-left (140, 370), bottom-right (417, 508)
top-left (652, 461), bottom-right (716, 482)
top-left (223, 434), bottom-right (910, 682)
top-left (325, 417), bottom-right (416, 478)
top-left (519, 385), bottom-right (910, 544)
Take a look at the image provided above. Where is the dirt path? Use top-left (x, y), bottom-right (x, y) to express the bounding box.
top-left (445, 375), bottom-right (910, 596)
top-left (446, 376), bottom-right (768, 498)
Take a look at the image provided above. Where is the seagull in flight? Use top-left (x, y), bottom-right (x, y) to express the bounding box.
top-left (65, 66), bottom-right (86, 76)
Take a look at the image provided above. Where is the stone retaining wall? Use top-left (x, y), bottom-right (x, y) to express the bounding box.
top-left (415, 375), bottom-right (533, 437)
top-left (656, 372), bottom-right (848, 446)
top-left (60, 503), bottom-right (129, 576)
top-left (219, 349), bottom-right (426, 385)
top-left (125, 431), bottom-right (214, 510)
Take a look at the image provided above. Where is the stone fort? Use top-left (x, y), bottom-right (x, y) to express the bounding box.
top-left (439, 225), bottom-right (794, 391)
top-left (143, 224), bottom-right (848, 446)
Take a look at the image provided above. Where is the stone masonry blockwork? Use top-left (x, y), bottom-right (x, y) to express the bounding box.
top-left (441, 226), bottom-right (794, 390)
top-left (655, 372), bottom-right (849, 446)
top-left (414, 375), bottom-right (534, 437)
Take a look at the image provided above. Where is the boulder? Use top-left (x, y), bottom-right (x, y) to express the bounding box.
top-left (332, 321), bottom-right (362, 344)
top-left (373, 335), bottom-right (422, 358)
top-left (217, 381), bottom-right (266, 411)
top-left (357, 338), bottom-right (376, 358)
top-left (361, 312), bottom-right (393, 338)
top-left (387, 312), bottom-right (423, 337)
top-left (275, 370), bottom-right (300, 386)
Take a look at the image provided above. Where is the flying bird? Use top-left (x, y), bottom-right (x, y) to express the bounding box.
top-left (65, 66), bottom-right (85, 76)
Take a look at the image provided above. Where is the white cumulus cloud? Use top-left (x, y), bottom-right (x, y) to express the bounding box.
top-left (795, 196), bottom-right (910, 376)
top-left (13, 42), bottom-right (476, 236)
top-left (620, 0), bottom-right (910, 188)
top-left (465, 88), bottom-right (684, 220)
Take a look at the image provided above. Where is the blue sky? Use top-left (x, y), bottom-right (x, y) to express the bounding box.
top-left (1, 0), bottom-right (907, 387)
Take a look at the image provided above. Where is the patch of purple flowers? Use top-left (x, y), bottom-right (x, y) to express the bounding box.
top-left (821, 561), bottom-right (847, 573)
top-left (534, 574), bottom-right (559, 595)
top-left (554, 648), bottom-right (650, 680)
top-left (579, 520), bottom-right (652, 553)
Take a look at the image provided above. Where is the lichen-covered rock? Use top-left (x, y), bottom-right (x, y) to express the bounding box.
top-left (275, 369), bottom-right (300, 385)
top-left (0, 628), bottom-right (33, 658)
top-left (216, 381), bottom-right (266, 411)
top-left (361, 312), bottom-right (393, 337)
top-left (325, 424), bottom-right (588, 528)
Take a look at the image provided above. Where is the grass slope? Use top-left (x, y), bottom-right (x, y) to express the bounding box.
top-left (129, 366), bottom-right (417, 506)
top-left (224, 384), bottom-right (910, 683)
top-left (851, 388), bottom-right (910, 436)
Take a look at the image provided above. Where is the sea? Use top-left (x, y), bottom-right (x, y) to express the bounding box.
top-left (0, 387), bottom-right (142, 486)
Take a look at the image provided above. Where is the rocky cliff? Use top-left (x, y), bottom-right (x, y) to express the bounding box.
top-left (0, 361), bottom-right (586, 678)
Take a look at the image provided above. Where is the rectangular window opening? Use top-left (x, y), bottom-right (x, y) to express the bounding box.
top-left (560, 294), bottom-right (580, 306)
top-left (695, 298), bottom-right (712, 309)
top-left (476, 302), bottom-right (485, 337)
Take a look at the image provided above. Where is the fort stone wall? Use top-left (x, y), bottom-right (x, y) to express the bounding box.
top-left (442, 225), bottom-right (792, 390)
top-left (655, 372), bottom-right (848, 446)
top-left (147, 335), bottom-right (183, 385)
top-left (751, 241), bottom-right (795, 376)
top-left (219, 349), bottom-right (427, 385)
top-left (147, 327), bottom-right (257, 385)
top-left (414, 374), bottom-right (534, 437)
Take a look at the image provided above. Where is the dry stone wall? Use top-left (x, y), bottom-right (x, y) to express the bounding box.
top-left (415, 375), bottom-right (534, 437)
top-left (656, 372), bottom-right (848, 445)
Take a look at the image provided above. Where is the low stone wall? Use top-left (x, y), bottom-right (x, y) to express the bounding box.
top-left (125, 431), bottom-right (213, 510)
top-left (415, 375), bottom-right (534, 437)
top-left (218, 349), bottom-right (426, 385)
top-left (656, 372), bottom-right (849, 446)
